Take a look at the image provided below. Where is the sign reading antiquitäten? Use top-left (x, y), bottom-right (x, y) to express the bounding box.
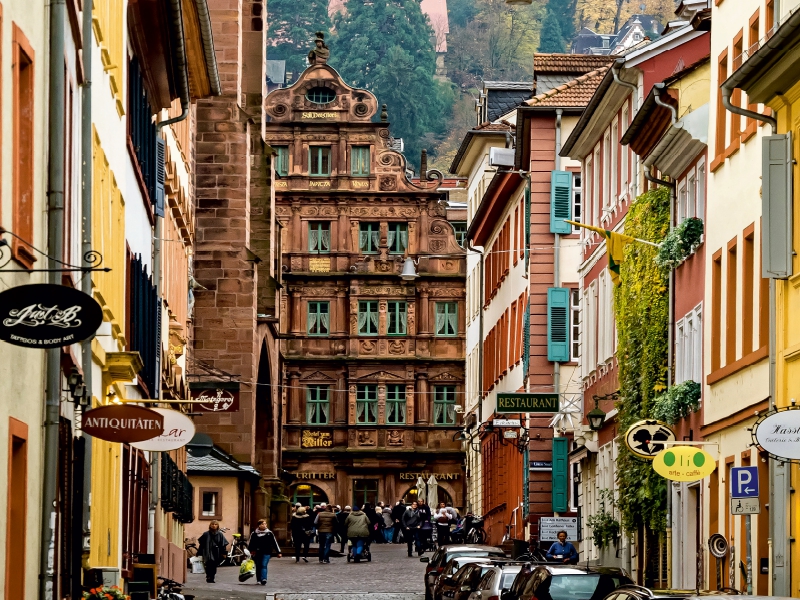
top-left (496, 393), bottom-right (559, 413)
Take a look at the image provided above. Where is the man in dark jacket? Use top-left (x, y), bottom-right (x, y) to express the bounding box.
top-left (390, 501), bottom-right (406, 543)
top-left (198, 521), bottom-right (228, 583)
top-left (337, 506), bottom-right (351, 553)
top-left (314, 504), bottom-right (338, 563)
top-left (247, 519), bottom-right (282, 585)
top-left (345, 506), bottom-right (372, 561)
top-left (401, 501), bottom-right (422, 557)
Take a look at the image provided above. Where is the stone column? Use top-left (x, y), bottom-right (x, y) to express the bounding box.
top-left (350, 220), bottom-right (360, 254)
top-left (290, 288), bottom-right (301, 334)
top-left (405, 383), bottom-right (415, 427)
top-left (291, 203), bottom-right (302, 252)
top-left (338, 204), bottom-right (350, 252)
top-left (288, 371), bottom-right (302, 423)
top-left (348, 384), bottom-right (357, 425)
top-left (335, 370), bottom-right (347, 423)
top-left (416, 371), bottom-right (429, 424)
top-left (379, 300), bottom-right (387, 337)
top-left (378, 383), bottom-right (386, 425)
top-left (336, 290), bottom-right (347, 334)
top-left (419, 288), bottom-right (430, 334)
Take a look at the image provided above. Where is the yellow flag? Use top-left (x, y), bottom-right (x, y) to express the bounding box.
top-left (565, 220), bottom-right (634, 285)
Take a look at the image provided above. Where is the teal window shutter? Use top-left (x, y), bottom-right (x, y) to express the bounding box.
top-left (522, 299), bottom-right (530, 376)
top-left (762, 133), bottom-right (793, 278)
top-left (550, 170), bottom-right (573, 234)
top-left (547, 287), bottom-right (570, 362)
top-left (552, 436), bottom-right (569, 512)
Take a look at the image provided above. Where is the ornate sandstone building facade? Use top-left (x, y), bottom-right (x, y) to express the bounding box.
top-left (265, 43), bottom-right (466, 514)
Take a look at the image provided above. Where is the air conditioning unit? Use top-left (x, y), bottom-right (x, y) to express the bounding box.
top-left (489, 147), bottom-right (515, 168)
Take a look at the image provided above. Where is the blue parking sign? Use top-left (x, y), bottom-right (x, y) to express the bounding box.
top-left (731, 466), bottom-right (759, 498)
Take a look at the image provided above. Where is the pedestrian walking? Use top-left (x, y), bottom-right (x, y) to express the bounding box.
top-left (390, 500), bottom-right (405, 543)
top-left (434, 502), bottom-right (452, 547)
top-left (381, 504), bottom-right (394, 543)
top-left (290, 506), bottom-right (313, 562)
top-left (363, 503), bottom-right (383, 544)
top-left (198, 520), bottom-right (228, 583)
top-left (401, 501), bottom-right (422, 557)
top-left (247, 519), bottom-right (282, 585)
top-left (337, 505), bottom-right (351, 553)
top-left (314, 504), bottom-right (337, 563)
top-left (345, 505), bottom-right (372, 561)
top-left (417, 499), bottom-right (433, 552)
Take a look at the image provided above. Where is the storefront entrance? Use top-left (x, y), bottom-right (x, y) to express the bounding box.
top-left (353, 479), bottom-right (379, 506)
top-left (291, 484), bottom-right (329, 507)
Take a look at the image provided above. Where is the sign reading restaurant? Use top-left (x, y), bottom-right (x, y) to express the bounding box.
top-left (496, 393), bottom-right (559, 414)
top-left (399, 472), bottom-right (461, 480)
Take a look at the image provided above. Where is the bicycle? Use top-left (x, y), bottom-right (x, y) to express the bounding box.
top-left (465, 515), bottom-right (487, 544)
top-left (157, 576), bottom-right (185, 600)
top-left (220, 528), bottom-right (250, 566)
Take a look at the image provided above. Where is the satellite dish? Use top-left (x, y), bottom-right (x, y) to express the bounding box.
top-left (708, 533), bottom-right (728, 558)
top-left (187, 432), bottom-right (214, 457)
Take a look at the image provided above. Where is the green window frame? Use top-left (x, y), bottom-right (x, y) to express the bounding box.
top-left (351, 146), bottom-right (370, 177)
top-left (308, 221), bottom-right (331, 253)
top-left (435, 302), bottom-right (458, 336)
top-left (275, 145), bottom-right (289, 177)
top-left (433, 385), bottom-right (456, 425)
top-left (387, 301), bottom-right (407, 335)
top-left (451, 221), bottom-right (467, 247)
top-left (356, 384), bottom-right (378, 424)
top-left (307, 301), bottom-right (330, 336)
top-left (388, 222), bottom-right (408, 254)
top-left (386, 384), bottom-right (406, 424)
top-left (359, 222), bottom-right (380, 253)
top-left (309, 146), bottom-right (331, 177)
top-left (358, 300), bottom-right (379, 335)
top-left (306, 385), bottom-right (329, 425)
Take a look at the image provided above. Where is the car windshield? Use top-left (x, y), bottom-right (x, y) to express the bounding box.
top-left (502, 572), bottom-right (519, 588)
top-left (545, 574), bottom-right (626, 600)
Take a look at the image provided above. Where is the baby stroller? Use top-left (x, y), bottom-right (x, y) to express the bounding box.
top-left (346, 537), bottom-right (372, 562)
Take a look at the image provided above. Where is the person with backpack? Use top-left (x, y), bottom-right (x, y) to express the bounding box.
top-left (247, 519), bottom-right (282, 585)
top-left (344, 505), bottom-right (371, 561)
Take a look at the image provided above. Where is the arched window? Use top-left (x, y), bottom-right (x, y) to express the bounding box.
top-left (401, 486), bottom-right (453, 506)
top-left (291, 484), bottom-right (329, 508)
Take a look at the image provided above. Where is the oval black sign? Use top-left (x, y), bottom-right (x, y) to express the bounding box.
top-left (0, 284), bottom-right (104, 348)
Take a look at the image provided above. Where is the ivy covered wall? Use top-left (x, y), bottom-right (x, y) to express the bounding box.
top-left (613, 186), bottom-right (671, 534)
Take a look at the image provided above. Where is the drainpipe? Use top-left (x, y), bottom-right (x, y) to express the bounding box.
top-left (554, 109), bottom-right (563, 409)
top-left (719, 79), bottom-right (785, 597)
top-left (42, 0), bottom-right (67, 596)
top-left (468, 241), bottom-right (484, 514)
top-left (613, 59), bottom-right (640, 197)
top-left (78, 0), bottom-right (94, 593)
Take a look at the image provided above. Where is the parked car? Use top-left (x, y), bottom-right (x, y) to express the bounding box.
top-left (502, 564), bottom-right (632, 600)
top-left (422, 545), bottom-right (506, 600)
top-left (603, 584), bottom-right (794, 600)
top-left (468, 563), bottom-right (527, 600)
top-left (434, 556), bottom-right (494, 600)
top-left (438, 560), bottom-right (499, 600)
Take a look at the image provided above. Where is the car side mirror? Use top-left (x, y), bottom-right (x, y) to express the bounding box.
top-left (461, 586), bottom-right (472, 592)
top-left (420, 557), bottom-right (430, 563)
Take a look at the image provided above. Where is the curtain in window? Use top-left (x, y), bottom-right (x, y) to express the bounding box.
top-left (395, 402), bottom-right (406, 423)
top-left (320, 229), bottom-right (331, 251)
top-left (397, 310), bottom-right (406, 334)
top-left (309, 230), bottom-right (319, 251)
top-left (371, 231), bottom-right (380, 250)
top-left (447, 311), bottom-right (457, 335)
top-left (367, 402), bottom-right (377, 423)
top-left (358, 310), bottom-right (368, 331)
top-left (308, 310), bottom-right (317, 333)
top-left (320, 401), bottom-right (329, 423)
top-left (400, 230), bottom-right (408, 251)
top-left (320, 311), bottom-right (330, 331)
top-left (435, 310), bottom-right (446, 334)
top-left (359, 231), bottom-right (369, 251)
top-left (445, 403), bottom-right (455, 424)
top-left (387, 230), bottom-right (396, 249)
top-left (433, 401), bottom-right (443, 424)
top-left (357, 401), bottom-right (366, 421)
top-left (369, 311), bottom-right (378, 331)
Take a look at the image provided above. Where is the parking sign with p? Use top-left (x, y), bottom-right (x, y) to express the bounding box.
top-left (731, 466), bottom-right (759, 498)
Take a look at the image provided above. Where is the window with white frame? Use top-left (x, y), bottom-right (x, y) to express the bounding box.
top-left (584, 159), bottom-right (593, 228)
top-left (696, 158), bottom-right (706, 222)
top-left (688, 171), bottom-right (697, 219)
top-left (675, 304), bottom-right (702, 384)
top-left (573, 174), bottom-right (582, 232)
top-left (570, 288), bottom-right (580, 361)
top-left (593, 147), bottom-right (601, 225)
top-left (597, 271), bottom-right (615, 362)
top-left (621, 107), bottom-right (629, 195)
top-left (584, 281), bottom-right (597, 373)
top-left (611, 122), bottom-right (618, 204)
top-left (677, 180), bottom-right (687, 224)
top-left (602, 133), bottom-right (611, 210)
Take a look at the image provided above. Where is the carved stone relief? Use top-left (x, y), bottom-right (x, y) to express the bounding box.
top-left (388, 339), bottom-right (406, 355)
top-left (387, 430), bottom-right (404, 446)
top-left (357, 430), bottom-right (377, 446)
top-left (360, 339), bottom-right (377, 354)
top-left (380, 176), bottom-right (397, 191)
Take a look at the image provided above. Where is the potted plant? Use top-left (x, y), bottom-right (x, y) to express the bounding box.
top-left (586, 489), bottom-right (621, 549)
top-left (83, 586), bottom-right (129, 600)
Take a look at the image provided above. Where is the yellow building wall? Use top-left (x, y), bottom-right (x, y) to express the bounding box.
top-left (92, 0), bottom-right (124, 114)
top-left (672, 61), bottom-right (711, 117)
top-left (89, 426), bottom-right (122, 569)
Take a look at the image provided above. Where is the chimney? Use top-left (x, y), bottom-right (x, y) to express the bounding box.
top-left (420, 149), bottom-right (428, 181)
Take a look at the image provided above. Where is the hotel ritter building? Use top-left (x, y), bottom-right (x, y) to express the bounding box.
top-left (264, 52), bottom-right (467, 514)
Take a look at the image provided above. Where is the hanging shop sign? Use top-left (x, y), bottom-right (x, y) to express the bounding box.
top-left (189, 381), bottom-right (240, 413)
top-left (82, 405), bottom-right (165, 444)
top-left (624, 419), bottom-right (677, 460)
top-left (497, 393), bottom-right (559, 414)
top-left (752, 407), bottom-right (800, 461)
top-left (301, 430), bottom-right (333, 448)
top-left (0, 284), bottom-right (103, 349)
top-left (130, 408), bottom-right (196, 451)
top-left (493, 418), bottom-right (521, 427)
top-left (652, 445), bottom-right (715, 481)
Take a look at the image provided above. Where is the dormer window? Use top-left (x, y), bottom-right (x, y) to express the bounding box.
top-left (306, 87), bottom-right (336, 104)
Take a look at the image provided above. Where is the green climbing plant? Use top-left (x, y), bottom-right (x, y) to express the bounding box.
top-left (613, 186), bottom-right (671, 535)
top-left (651, 380), bottom-right (702, 425)
top-left (655, 217), bottom-right (704, 271)
top-left (586, 488), bottom-right (621, 549)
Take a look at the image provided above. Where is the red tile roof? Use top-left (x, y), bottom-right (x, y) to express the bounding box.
top-left (533, 53), bottom-right (617, 73)
top-left (525, 67), bottom-right (608, 107)
top-left (474, 121), bottom-right (514, 131)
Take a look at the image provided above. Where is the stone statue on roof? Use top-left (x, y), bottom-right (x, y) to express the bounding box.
top-left (308, 32), bottom-right (330, 65)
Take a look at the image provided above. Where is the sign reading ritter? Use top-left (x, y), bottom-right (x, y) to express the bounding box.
top-left (496, 393), bottom-right (559, 414)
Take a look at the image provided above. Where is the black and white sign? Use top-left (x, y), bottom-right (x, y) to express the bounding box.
top-left (539, 517), bottom-right (578, 541)
top-left (753, 408), bottom-right (800, 461)
top-left (0, 284), bottom-right (103, 348)
top-left (623, 419), bottom-right (676, 460)
top-left (493, 418), bottom-right (521, 427)
top-left (730, 497), bottom-right (760, 515)
top-left (530, 461), bottom-right (553, 471)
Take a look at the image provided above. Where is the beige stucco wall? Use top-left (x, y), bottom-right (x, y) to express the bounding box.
top-left (185, 477), bottom-right (242, 542)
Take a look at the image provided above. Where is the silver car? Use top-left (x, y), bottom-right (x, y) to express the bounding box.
top-left (468, 564), bottom-right (525, 600)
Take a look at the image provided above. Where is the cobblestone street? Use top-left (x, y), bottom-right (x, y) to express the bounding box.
top-left (182, 543), bottom-right (427, 600)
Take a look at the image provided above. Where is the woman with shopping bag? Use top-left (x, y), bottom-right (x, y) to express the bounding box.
top-left (247, 519), bottom-right (282, 585)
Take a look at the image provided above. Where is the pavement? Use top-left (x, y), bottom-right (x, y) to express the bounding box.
top-left (182, 542), bottom-right (428, 600)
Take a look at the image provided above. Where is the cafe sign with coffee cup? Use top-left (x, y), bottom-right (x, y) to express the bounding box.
top-left (0, 283), bottom-right (103, 348)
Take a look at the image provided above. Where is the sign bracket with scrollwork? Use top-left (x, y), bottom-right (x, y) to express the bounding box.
top-left (0, 229), bottom-right (110, 272)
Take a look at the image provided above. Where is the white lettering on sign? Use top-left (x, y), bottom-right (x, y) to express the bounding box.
top-left (4, 303), bottom-right (83, 328)
top-left (84, 417), bottom-right (162, 430)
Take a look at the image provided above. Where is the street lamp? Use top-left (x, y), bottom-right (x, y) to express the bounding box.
top-left (400, 257), bottom-right (420, 281)
top-left (587, 398), bottom-right (606, 431)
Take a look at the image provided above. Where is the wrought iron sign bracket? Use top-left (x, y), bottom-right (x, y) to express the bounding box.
top-left (0, 231), bottom-right (111, 273)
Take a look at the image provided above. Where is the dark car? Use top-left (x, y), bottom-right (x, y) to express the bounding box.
top-left (468, 564), bottom-right (526, 600)
top-left (438, 560), bottom-right (499, 600)
top-left (422, 545), bottom-right (506, 600)
top-left (434, 556), bottom-right (494, 600)
top-left (502, 565), bottom-right (633, 600)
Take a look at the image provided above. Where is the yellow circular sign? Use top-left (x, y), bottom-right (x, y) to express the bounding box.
top-left (652, 446), bottom-right (716, 481)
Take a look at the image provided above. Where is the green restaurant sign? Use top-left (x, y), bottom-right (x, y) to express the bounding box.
top-left (497, 393), bottom-right (560, 413)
